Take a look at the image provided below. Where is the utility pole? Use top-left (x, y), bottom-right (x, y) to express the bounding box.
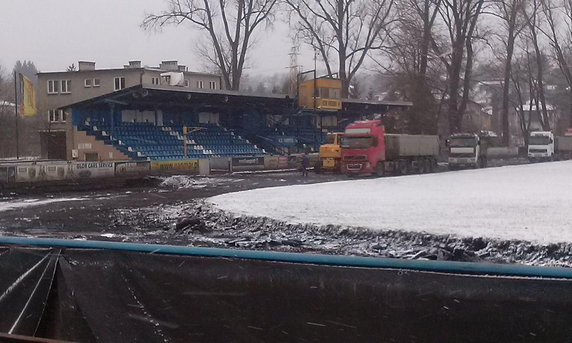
top-left (13, 71), bottom-right (19, 160)
top-left (288, 36), bottom-right (300, 97)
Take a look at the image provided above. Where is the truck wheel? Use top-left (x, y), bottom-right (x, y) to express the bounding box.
top-left (480, 157), bottom-right (487, 168)
top-left (417, 159), bottom-right (425, 173)
top-left (424, 158), bottom-right (432, 173)
top-left (399, 161), bottom-right (408, 175)
top-left (375, 163), bottom-right (385, 177)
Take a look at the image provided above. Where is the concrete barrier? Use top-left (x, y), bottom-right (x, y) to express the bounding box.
top-left (210, 157), bottom-right (231, 172)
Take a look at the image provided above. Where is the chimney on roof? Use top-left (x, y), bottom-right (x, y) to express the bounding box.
top-left (78, 61), bottom-right (95, 71)
top-left (160, 60), bottom-right (179, 71)
top-left (127, 60), bottom-right (141, 69)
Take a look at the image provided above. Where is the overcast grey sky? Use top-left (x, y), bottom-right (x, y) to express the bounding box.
top-left (0, 0), bottom-right (314, 75)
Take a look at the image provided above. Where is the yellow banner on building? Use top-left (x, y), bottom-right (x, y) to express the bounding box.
top-left (21, 75), bottom-right (37, 116)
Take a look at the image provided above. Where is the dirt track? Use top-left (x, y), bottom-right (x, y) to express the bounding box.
top-left (0, 171), bottom-right (344, 241)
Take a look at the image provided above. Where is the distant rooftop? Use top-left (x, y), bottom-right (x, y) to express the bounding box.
top-left (38, 60), bottom-right (220, 77)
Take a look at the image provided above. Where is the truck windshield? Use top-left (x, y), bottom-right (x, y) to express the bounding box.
top-left (325, 134), bottom-right (336, 144)
top-left (450, 138), bottom-right (476, 147)
top-left (341, 136), bottom-right (372, 149)
top-left (529, 136), bottom-right (551, 145)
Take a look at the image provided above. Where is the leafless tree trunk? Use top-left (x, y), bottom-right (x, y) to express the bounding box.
top-left (142, 0), bottom-right (278, 91)
top-left (522, 0), bottom-right (551, 130)
top-left (382, 0), bottom-right (442, 134)
top-left (540, 0), bottom-right (572, 129)
top-left (492, 0), bottom-right (525, 145)
top-left (436, 0), bottom-right (486, 134)
top-left (286, 0), bottom-right (395, 97)
top-left (511, 53), bottom-right (533, 146)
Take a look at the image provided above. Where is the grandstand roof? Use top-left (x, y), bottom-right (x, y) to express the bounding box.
top-left (60, 85), bottom-right (411, 115)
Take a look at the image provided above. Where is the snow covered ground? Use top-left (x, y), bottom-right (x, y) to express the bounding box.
top-left (209, 161), bottom-right (572, 244)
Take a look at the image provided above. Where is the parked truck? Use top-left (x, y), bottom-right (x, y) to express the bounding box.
top-left (447, 133), bottom-right (488, 169)
top-left (555, 131), bottom-right (572, 160)
top-left (316, 132), bottom-right (343, 173)
top-left (340, 120), bottom-right (439, 176)
top-left (528, 131), bottom-right (554, 162)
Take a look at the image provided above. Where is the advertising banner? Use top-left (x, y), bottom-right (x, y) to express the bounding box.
top-left (114, 161), bottom-right (151, 176)
top-left (72, 162), bottom-right (115, 178)
top-left (264, 156), bottom-right (279, 170)
top-left (231, 157), bottom-right (265, 171)
top-left (150, 160), bottom-right (200, 173)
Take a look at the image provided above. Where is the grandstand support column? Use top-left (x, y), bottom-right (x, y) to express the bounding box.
top-left (109, 103), bottom-right (115, 130)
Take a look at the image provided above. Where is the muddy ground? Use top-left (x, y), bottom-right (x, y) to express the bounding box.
top-left (2, 158), bottom-right (569, 268)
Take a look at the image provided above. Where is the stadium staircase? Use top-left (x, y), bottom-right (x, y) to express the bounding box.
top-left (78, 121), bottom-right (265, 160)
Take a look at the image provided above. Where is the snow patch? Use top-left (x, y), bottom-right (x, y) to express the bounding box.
top-left (208, 162), bottom-right (572, 244)
top-left (0, 198), bottom-right (84, 213)
top-left (160, 175), bottom-right (243, 189)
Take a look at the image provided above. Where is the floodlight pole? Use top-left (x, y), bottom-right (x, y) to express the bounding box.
top-left (13, 71), bottom-right (19, 160)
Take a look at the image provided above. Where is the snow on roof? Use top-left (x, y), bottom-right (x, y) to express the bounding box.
top-left (0, 100), bottom-right (15, 107)
top-left (209, 162), bottom-right (572, 244)
top-left (521, 103), bottom-right (555, 111)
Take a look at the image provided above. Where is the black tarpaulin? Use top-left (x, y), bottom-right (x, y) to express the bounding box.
top-left (1, 246), bottom-right (572, 342)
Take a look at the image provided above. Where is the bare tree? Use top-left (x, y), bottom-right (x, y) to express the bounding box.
top-left (540, 0), bottom-right (572, 129)
top-left (142, 0), bottom-right (278, 91)
top-left (491, 0), bottom-right (525, 145)
top-left (521, 0), bottom-right (551, 130)
top-left (285, 0), bottom-right (395, 97)
top-left (434, 0), bottom-right (486, 134)
top-left (511, 51), bottom-right (535, 146)
top-left (385, 0), bottom-right (443, 134)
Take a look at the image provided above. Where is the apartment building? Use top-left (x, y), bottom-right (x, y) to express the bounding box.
top-left (36, 60), bottom-right (222, 159)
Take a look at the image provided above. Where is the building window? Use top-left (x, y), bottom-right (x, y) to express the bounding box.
top-left (184, 79), bottom-right (190, 87)
top-left (60, 80), bottom-right (71, 94)
top-left (85, 152), bottom-right (99, 161)
top-left (47, 80), bottom-right (59, 94)
top-left (196, 80), bottom-right (204, 89)
top-left (84, 79), bottom-right (92, 88)
top-left (209, 81), bottom-right (217, 90)
top-left (152, 77), bottom-right (160, 85)
top-left (114, 77), bottom-right (126, 91)
top-left (48, 109), bottom-right (66, 123)
top-left (93, 78), bottom-right (101, 87)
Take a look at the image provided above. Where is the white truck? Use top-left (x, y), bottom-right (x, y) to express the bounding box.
top-left (448, 133), bottom-right (488, 169)
top-left (528, 131), bottom-right (554, 162)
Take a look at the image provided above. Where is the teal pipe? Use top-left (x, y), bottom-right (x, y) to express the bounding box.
top-left (0, 236), bottom-right (571, 279)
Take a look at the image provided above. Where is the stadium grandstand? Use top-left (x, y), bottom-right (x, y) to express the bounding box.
top-left (56, 84), bottom-right (410, 162)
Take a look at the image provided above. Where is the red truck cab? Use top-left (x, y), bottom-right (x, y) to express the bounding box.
top-left (341, 120), bottom-right (386, 175)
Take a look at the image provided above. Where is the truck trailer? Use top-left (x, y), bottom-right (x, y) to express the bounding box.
top-left (556, 136), bottom-right (572, 160)
top-left (340, 120), bottom-right (439, 176)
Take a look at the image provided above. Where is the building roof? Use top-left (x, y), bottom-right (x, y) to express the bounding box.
top-left (38, 67), bottom-right (220, 78)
